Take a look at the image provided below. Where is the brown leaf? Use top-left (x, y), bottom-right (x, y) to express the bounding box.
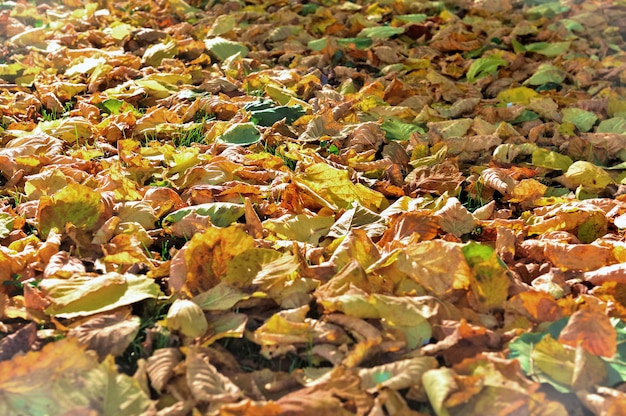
top-left (558, 309), bottom-right (617, 358)
top-left (435, 197), bottom-right (476, 237)
top-left (67, 311), bottom-right (141, 359)
top-left (186, 347), bottom-right (242, 403)
top-left (147, 348), bottom-right (182, 393)
top-left (481, 167), bottom-right (516, 196)
top-left (0, 323), bottom-right (37, 361)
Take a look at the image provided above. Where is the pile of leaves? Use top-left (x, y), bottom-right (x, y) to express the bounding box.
top-left (1, 0), bottom-right (626, 414)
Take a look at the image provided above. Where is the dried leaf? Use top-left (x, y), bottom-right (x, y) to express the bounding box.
top-left (186, 347), bottom-right (242, 403)
top-left (68, 312), bottom-right (141, 358)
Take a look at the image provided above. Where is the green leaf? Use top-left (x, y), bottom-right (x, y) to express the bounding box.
top-left (524, 41), bottom-right (571, 57)
top-left (508, 331), bottom-right (548, 374)
top-left (100, 99), bottom-right (141, 116)
top-left (204, 36), bottom-right (248, 60)
top-left (423, 368), bottom-right (454, 416)
top-left (336, 37), bottom-right (373, 49)
top-left (524, 63), bottom-right (566, 86)
top-left (526, 2), bottom-right (570, 19)
top-left (216, 122), bottom-right (261, 146)
top-left (511, 110), bottom-right (539, 124)
top-left (562, 108), bottom-right (598, 132)
top-left (208, 14), bottom-right (236, 36)
top-left (249, 104), bottom-right (306, 126)
top-left (243, 100), bottom-right (274, 112)
top-left (105, 22), bottom-right (135, 40)
top-left (357, 26), bottom-right (405, 39)
top-left (381, 118), bottom-right (425, 141)
top-left (41, 273), bottom-right (162, 318)
top-left (558, 19), bottom-right (584, 32)
top-left (531, 148), bottom-right (573, 171)
top-left (462, 242), bottom-right (510, 312)
top-left (308, 38), bottom-right (327, 51)
top-left (395, 14), bottom-right (427, 23)
top-left (597, 117), bottom-right (626, 133)
top-left (163, 202), bottom-right (245, 228)
top-left (466, 55), bottom-right (509, 82)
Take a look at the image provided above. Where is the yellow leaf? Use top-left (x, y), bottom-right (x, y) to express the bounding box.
top-left (556, 161), bottom-right (613, 191)
top-left (497, 86), bottom-right (539, 105)
top-left (396, 240), bottom-right (472, 296)
top-left (166, 299), bottom-right (209, 338)
top-left (37, 183), bottom-right (106, 238)
top-left (263, 213), bottom-right (334, 244)
top-left (182, 225), bottom-right (254, 294)
top-left (507, 178), bottom-right (547, 204)
top-left (329, 229), bottom-right (381, 270)
top-left (295, 163), bottom-right (388, 211)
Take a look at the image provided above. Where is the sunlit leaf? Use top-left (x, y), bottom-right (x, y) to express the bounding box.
top-left (204, 36), bottom-right (249, 60)
top-left (558, 309), bottom-right (617, 358)
top-left (329, 229), bottom-right (381, 270)
top-left (163, 202), bottom-right (245, 228)
top-left (0, 213), bottom-right (15, 239)
top-left (395, 240), bottom-right (471, 296)
top-left (216, 122), bottom-right (261, 146)
top-left (146, 348), bottom-right (182, 393)
top-left (556, 161), bottom-right (613, 191)
top-left (462, 242), bottom-right (510, 312)
top-left (497, 86), bottom-right (539, 105)
top-left (40, 273), bottom-right (161, 318)
top-left (166, 298), bottom-right (208, 338)
top-left (182, 225), bottom-right (254, 294)
top-left (38, 183), bottom-right (106, 239)
top-left (263, 213), bottom-right (334, 244)
top-left (435, 196), bottom-right (476, 237)
top-left (295, 163), bottom-right (388, 211)
top-left (193, 282), bottom-right (249, 311)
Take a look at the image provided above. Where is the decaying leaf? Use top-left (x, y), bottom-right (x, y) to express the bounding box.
top-left (2, 0), bottom-right (626, 413)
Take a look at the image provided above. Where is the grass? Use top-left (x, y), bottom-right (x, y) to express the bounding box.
top-left (218, 327), bottom-right (319, 374)
top-left (116, 299), bottom-right (172, 375)
top-left (40, 101), bottom-right (74, 121)
top-left (172, 123), bottom-right (206, 147)
top-left (264, 142), bottom-right (298, 170)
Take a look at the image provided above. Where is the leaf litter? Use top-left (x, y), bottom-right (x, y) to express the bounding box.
top-left (1, 0), bottom-right (626, 414)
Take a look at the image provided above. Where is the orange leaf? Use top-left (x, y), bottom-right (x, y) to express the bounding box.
top-left (558, 309), bottom-right (617, 358)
